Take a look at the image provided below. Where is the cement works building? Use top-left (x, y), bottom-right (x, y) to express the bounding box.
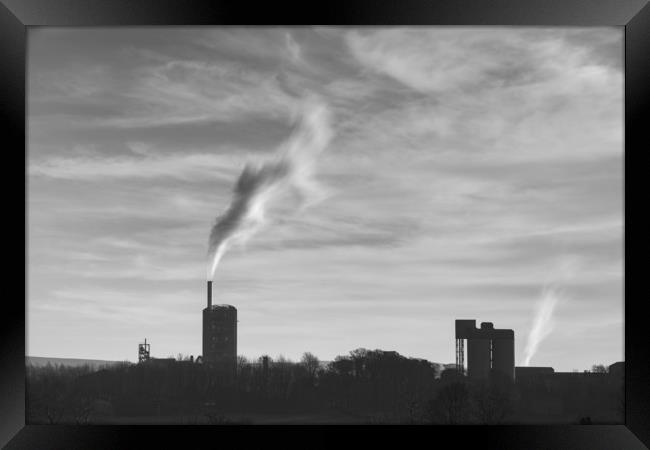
top-left (455, 319), bottom-right (515, 380)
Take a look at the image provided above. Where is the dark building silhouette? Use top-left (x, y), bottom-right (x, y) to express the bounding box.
top-left (147, 357), bottom-right (176, 367)
top-left (608, 361), bottom-right (624, 378)
top-left (516, 366), bottom-right (554, 379)
top-left (203, 281), bottom-right (237, 378)
top-left (512, 363), bottom-right (624, 421)
top-left (455, 319), bottom-right (514, 380)
top-left (515, 366), bottom-right (555, 389)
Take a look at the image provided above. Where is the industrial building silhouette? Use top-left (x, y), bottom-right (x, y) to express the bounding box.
top-left (455, 319), bottom-right (515, 380)
top-left (135, 281), bottom-right (238, 375)
top-left (103, 310), bottom-right (622, 425)
top-left (133, 297), bottom-right (622, 424)
top-left (202, 280), bottom-right (237, 378)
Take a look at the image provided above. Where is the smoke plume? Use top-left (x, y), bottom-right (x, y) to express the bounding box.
top-left (522, 257), bottom-right (578, 366)
top-left (522, 285), bottom-right (562, 366)
top-left (207, 98), bottom-right (332, 280)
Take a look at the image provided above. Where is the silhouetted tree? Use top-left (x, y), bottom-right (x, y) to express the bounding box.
top-left (71, 395), bottom-right (93, 424)
top-left (26, 350), bottom-right (625, 425)
top-left (429, 381), bottom-right (471, 424)
top-left (45, 402), bottom-right (65, 424)
top-left (301, 352), bottom-right (320, 382)
top-left (591, 364), bottom-right (608, 373)
top-left (473, 374), bottom-right (515, 424)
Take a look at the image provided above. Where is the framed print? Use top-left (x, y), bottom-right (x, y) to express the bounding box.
top-left (2, 0), bottom-right (649, 448)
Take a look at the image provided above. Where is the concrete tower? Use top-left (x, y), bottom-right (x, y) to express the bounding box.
top-left (455, 319), bottom-right (515, 380)
top-left (203, 281), bottom-right (237, 378)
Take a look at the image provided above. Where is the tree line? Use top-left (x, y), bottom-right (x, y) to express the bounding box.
top-left (26, 350), bottom-right (623, 424)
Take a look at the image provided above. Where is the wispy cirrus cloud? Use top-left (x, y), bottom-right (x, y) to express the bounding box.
top-left (29, 149), bottom-right (240, 181)
top-left (344, 28), bottom-right (622, 162)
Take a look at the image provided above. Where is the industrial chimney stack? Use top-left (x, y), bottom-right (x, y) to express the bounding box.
top-left (202, 280), bottom-right (237, 380)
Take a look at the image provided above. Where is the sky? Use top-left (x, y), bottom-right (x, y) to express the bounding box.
top-left (27, 27), bottom-right (623, 371)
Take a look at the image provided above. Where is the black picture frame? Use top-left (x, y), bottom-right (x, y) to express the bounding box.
top-left (2, 0), bottom-right (648, 448)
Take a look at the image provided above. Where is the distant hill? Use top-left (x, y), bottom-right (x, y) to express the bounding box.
top-left (26, 356), bottom-right (132, 369)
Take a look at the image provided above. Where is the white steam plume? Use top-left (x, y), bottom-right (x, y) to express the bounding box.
top-left (522, 256), bottom-right (578, 366)
top-left (207, 98), bottom-right (333, 280)
top-left (522, 285), bottom-right (563, 366)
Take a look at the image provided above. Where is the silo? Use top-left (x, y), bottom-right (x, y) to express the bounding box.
top-left (467, 337), bottom-right (491, 378)
top-left (203, 281), bottom-right (237, 379)
top-left (491, 334), bottom-right (515, 380)
top-left (454, 319), bottom-right (515, 381)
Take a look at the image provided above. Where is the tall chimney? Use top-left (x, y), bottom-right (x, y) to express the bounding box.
top-left (207, 280), bottom-right (213, 308)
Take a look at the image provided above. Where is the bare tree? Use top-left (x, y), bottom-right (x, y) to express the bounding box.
top-left (429, 381), bottom-right (471, 424)
top-left (72, 396), bottom-right (93, 425)
top-left (591, 364), bottom-right (608, 373)
top-left (45, 404), bottom-right (64, 424)
top-left (474, 379), bottom-right (514, 424)
top-left (237, 355), bottom-right (249, 372)
top-left (301, 352), bottom-right (320, 381)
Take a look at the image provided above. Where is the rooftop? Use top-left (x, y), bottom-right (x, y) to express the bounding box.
top-left (205, 304), bottom-right (237, 310)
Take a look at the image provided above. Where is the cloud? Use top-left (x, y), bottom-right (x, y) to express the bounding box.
top-left (346, 28), bottom-right (620, 94)
top-left (29, 150), bottom-right (240, 181)
top-left (30, 51), bottom-right (299, 131)
top-left (344, 28), bottom-right (623, 163)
